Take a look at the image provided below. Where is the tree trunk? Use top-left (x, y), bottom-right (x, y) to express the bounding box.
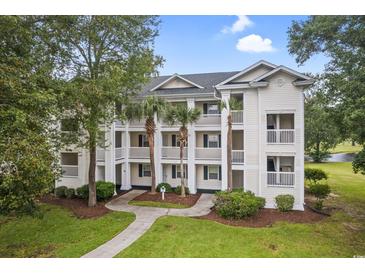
top-left (88, 141), bottom-right (97, 207)
top-left (146, 118), bottom-right (156, 194)
top-left (227, 114), bottom-right (233, 192)
top-left (179, 128), bottom-right (186, 197)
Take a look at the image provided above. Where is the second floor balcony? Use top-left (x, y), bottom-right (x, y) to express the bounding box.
top-left (195, 147), bottom-right (221, 161)
top-left (129, 147), bottom-right (149, 159)
top-left (161, 146), bottom-right (187, 160)
top-left (196, 114), bottom-right (221, 126)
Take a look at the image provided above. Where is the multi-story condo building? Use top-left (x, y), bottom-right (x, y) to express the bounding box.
top-left (57, 60), bottom-right (313, 210)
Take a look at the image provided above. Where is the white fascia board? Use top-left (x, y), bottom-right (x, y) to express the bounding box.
top-left (215, 81), bottom-right (268, 90)
top-left (150, 74), bottom-right (204, 91)
top-left (251, 65), bottom-right (312, 83)
top-left (215, 60), bottom-right (277, 87)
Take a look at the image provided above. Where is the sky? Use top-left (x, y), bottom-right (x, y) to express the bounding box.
top-left (154, 16), bottom-right (329, 76)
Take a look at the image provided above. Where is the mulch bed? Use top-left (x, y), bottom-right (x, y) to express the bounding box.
top-left (132, 192), bottom-right (201, 207)
top-left (40, 190), bottom-right (129, 219)
top-left (197, 206), bottom-right (326, 228)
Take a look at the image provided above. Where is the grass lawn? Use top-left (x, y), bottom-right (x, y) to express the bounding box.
top-left (116, 162), bottom-right (365, 258)
top-left (0, 204), bottom-right (135, 258)
top-left (129, 200), bottom-right (188, 209)
top-left (330, 141), bottom-right (362, 154)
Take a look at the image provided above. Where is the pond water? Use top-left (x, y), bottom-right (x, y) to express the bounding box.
top-left (305, 153), bottom-right (356, 163)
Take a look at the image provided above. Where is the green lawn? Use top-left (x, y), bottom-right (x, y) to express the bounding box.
top-left (129, 200), bottom-right (188, 209)
top-left (330, 141), bottom-right (362, 154)
top-left (116, 162), bottom-right (365, 258)
top-left (0, 204), bottom-right (135, 258)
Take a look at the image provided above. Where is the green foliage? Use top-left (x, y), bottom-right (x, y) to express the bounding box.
top-left (76, 182), bottom-right (114, 201)
top-left (309, 182), bottom-right (331, 200)
top-left (76, 185), bottom-right (89, 200)
top-left (288, 16), bottom-right (365, 166)
top-left (304, 168), bottom-right (328, 183)
top-left (214, 191), bottom-right (265, 219)
top-left (0, 16), bottom-right (60, 214)
top-left (352, 147), bottom-right (365, 175)
top-left (174, 186), bottom-right (190, 195)
top-left (55, 186), bottom-right (67, 198)
top-left (275, 194), bottom-right (295, 212)
top-left (157, 183), bottom-right (172, 193)
top-left (304, 88), bottom-right (340, 162)
top-left (96, 181), bottom-right (115, 200)
top-left (65, 188), bottom-right (75, 199)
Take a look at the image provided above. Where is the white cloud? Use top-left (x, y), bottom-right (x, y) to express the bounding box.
top-left (236, 34), bottom-right (275, 53)
top-left (222, 15), bottom-right (253, 34)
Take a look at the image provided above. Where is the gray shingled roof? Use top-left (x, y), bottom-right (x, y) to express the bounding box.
top-left (140, 71), bottom-right (240, 97)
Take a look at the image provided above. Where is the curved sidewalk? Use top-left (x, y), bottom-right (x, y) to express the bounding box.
top-left (81, 190), bottom-right (214, 258)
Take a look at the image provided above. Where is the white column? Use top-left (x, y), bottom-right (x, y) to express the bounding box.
top-left (121, 124), bottom-right (131, 190)
top-left (221, 91), bottom-right (230, 191)
top-left (187, 98), bottom-right (196, 194)
top-left (154, 113), bottom-right (162, 185)
top-left (104, 124), bottom-right (114, 183)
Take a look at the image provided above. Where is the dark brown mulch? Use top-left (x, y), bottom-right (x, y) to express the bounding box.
top-left (132, 192), bottom-right (201, 207)
top-left (197, 206), bottom-right (326, 228)
top-left (40, 191), bottom-right (129, 219)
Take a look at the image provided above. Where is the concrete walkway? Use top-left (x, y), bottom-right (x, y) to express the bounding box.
top-left (81, 190), bottom-right (214, 258)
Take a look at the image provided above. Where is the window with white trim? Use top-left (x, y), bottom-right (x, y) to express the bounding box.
top-left (142, 164), bottom-right (151, 177)
top-left (176, 165), bottom-right (188, 178)
top-left (141, 135), bottom-right (149, 147)
top-left (207, 103), bottom-right (219, 115)
top-left (208, 166), bottom-right (219, 180)
top-left (208, 134), bottom-right (219, 148)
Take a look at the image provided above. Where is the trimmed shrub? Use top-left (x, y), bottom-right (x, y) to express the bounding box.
top-left (308, 181), bottom-right (331, 210)
top-left (174, 185), bottom-right (190, 195)
top-left (76, 185), bottom-right (89, 199)
top-left (305, 168), bottom-right (328, 183)
top-left (157, 182), bottom-right (172, 193)
top-left (214, 191), bottom-right (265, 219)
top-left (96, 181), bottom-right (115, 200)
top-left (275, 194), bottom-right (295, 212)
top-left (65, 188), bottom-right (75, 199)
top-left (55, 186), bottom-right (67, 198)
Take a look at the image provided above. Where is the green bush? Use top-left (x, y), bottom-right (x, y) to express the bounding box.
top-left (174, 185), bottom-right (190, 195)
top-left (214, 191), bottom-right (265, 219)
top-left (65, 188), bottom-right (75, 199)
top-left (96, 181), bottom-right (115, 200)
top-left (55, 186), bottom-right (67, 198)
top-left (275, 194), bottom-right (295, 212)
top-left (308, 181), bottom-right (331, 210)
top-left (309, 182), bottom-right (331, 199)
top-left (157, 182), bottom-right (172, 193)
top-left (305, 168), bottom-right (328, 183)
top-left (76, 185), bottom-right (89, 199)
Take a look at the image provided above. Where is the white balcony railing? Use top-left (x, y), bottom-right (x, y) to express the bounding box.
top-left (232, 150), bottom-right (244, 163)
top-left (115, 147), bottom-right (125, 160)
top-left (231, 110), bottom-right (244, 124)
top-left (61, 165), bottom-right (78, 177)
top-left (267, 172), bottom-right (295, 187)
top-left (161, 147), bottom-right (187, 159)
top-left (129, 119), bottom-right (145, 128)
top-left (267, 129), bottom-right (295, 144)
top-left (195, 148), bottom-right (221, 160)
top-left (196, 114), bottom-right (221, 126)
top-left (129, 147), bottom-right (149, 159)
top-left (96, 149), bottom-right (105, 162)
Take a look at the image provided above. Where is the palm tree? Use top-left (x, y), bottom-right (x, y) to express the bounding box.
top-left (124, 96), bottom-right (166, 194)
top-left (165, 104), bottom-right (201, 197)
top-left (220, 98), bottom-right (243, 192)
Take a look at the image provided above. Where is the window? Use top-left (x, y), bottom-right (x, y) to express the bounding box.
top-left (208, 166), bottom-right (219, 180)
top-left (142, 164), bottom-right (151, 177)
top-left (176, 165), bottom-right (187, 178)
top-left (139, 134), bottom-right (149, 147)
top-left (61, 153), bottom-right (78, 166)
top-left (60, 118), bottom-right (78, 132)
top-left (208, 134), bottom-right (219, 148)
top-left (207, 103), bottom-right (219, 115)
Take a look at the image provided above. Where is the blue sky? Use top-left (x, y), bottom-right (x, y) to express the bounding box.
top-left (154, 16), bottom-right (328, 76)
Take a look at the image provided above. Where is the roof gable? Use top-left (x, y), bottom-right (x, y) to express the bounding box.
top-left (150, 74), bottom-right (203, 91)
top-left (215, 60), bottom-right (277, 87)
top-left (251, 65), bottom-right (312, 82)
